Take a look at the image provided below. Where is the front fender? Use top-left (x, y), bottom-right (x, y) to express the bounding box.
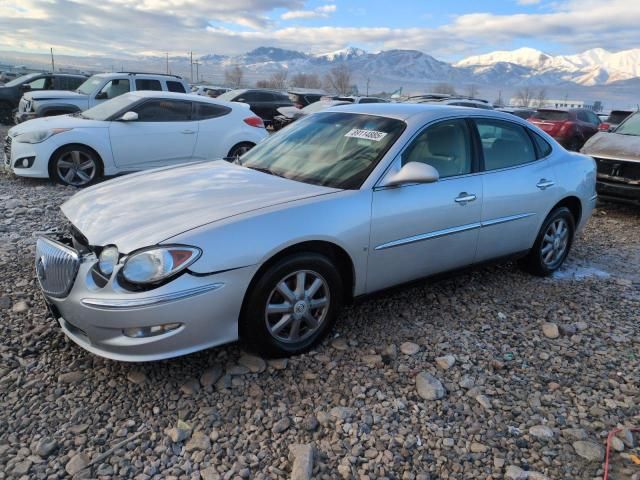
top-left (49, 129), bottom-right (116, 174)
top-left (165, 189), bottom-right (372, 296)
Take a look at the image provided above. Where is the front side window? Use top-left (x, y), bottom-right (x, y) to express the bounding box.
top-left (26, 77), bottom-right (48, 90)
top-left (133, 99), bottom-right (192, 121)
top-left (97, 79), bottom-right (131, 99)
top-left (615, 113), bottom-right (640, 136)
top-left (401, 119), bottom-right (472, 178)
top-left (239, 112), bottom-right (405, 189)
top-left (475, 119), bottom-right (536, 171)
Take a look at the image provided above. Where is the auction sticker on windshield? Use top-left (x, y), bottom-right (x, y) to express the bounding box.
top-left (345, 128), bottom-right (388, 141)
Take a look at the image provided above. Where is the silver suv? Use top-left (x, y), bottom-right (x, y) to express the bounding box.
top-left (15, 72), bottom-right (189, 123)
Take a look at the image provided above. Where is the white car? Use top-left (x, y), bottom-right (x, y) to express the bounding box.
top-left (4, 91), bottom-right (268, 186)
top-left (190, 85), bottom-right (231, 97)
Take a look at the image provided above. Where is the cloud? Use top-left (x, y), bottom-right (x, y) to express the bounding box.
top-left (281, 4), bottom-right (336, 20)
top-left (517, 0), bottom-right (542, 5)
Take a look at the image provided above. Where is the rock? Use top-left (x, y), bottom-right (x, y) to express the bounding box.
top-left (337, 464), bottom-right (351, 479)
top-left (475, 394), bottom-right (492, 410)
top-left (331, 337), bottom-right (348, 350)
top-left (415, 372), bottom-right (445, 400)
top-left (442, 438), bottom-right (455, 447)
top-left (574, 321), bottom-right (588, 331)
top-left (573, 440), bottom-right (604, 462)
top-left (180, 378), bottom-right (201, 395)
top-left (383, 344), bottom-right (398, 360)
top-left (267, 358), bottom-right (288, 370)
top-left (200, 365), bottom-right (223, 387)
top-left (166, 420), bottom-right (192, 442)
top-left (362, 354), bottom-right (382, 366)
top-left (542, 322), bottom-right (560, 339)
top-left (302, 414), bottom-right (319, 431)
top-left (185, 431), bottom-right (211, 452)
top-left (435, 355), bottom-right (456, 370)
top-left (227, 364), bottom-right (250, 375)
top-left (289, 444), bottom-right (314, 480)
top-left (459, 375), bottom-right (475, 389)
top-left (0, 296), bottom-right (10, 310)
top-left (200, 466), bottom-right (221, 480)
top-left (12, 300), bottom-right (28, 313)
top-left (400, 342), bottom-right (420, 355)
top-left (617, 428), bottom-right (636, 448)
top-left (470, 442), bottom-right (489, 453)
top-left (611, 436), bottom-right (624, 452)
top-left (562, 428), bottom-right (588, 441)
top-left (127, 370), bottom-right (147, 385)
top-left (493, 457), bottom-right (505, 469)
top-left (13, 459), bottom-right (32, 475)
top-left (272, 417), bottom-right (291, 433)
top-left (238, 353), bottom-right (266, 373)
top-left (558, 323), bottom-right (577, 336)
top-left (330, 406), bottom-right (355, 420)
top-left (58, 371), bottom-right (84, 384)
top-left (65, 453), bottom-right (90, 476)
top-left (505, 466), bottom-right (527, 480)
top-left (529, 425), bottom-right (554, 440)
top-left (33, 437), bottom-right (58, 457)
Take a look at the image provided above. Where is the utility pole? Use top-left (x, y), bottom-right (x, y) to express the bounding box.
top-left (194, 61), bottom-right (201, 83)
top-left (50, 47), bottom-right (55, 72)
top-left (366, 77), bottom-right (370, 96)
top-left (190, 51), bottom-right (193, 82)
top-left (166, 52), bottom-right (169, 74)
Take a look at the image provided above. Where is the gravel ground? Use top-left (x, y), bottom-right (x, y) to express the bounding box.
top-left (1, 123), bottom-right (639, 480)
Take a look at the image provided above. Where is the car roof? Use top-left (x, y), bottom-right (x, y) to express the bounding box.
top-left (324, 102), bottom-right (525, 123)
top-left (91, 72), bottom-right (184, 80)
top-left (128, 90), bottom-right (244, 108)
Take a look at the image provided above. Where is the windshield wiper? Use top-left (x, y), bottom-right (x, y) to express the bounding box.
top-left (246, 166), bottom-right (287, 179)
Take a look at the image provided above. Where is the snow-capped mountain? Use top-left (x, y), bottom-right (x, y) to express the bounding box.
top-left (456, 47), bottom-right (640, 86)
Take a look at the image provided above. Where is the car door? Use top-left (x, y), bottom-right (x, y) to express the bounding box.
top-left (367, 118), bottom-right (483, 293)
top-left (192, 101), bottom-right (234, 160)
top-left (93, 78), bottom-right (131, 107)
top-left (473, 118), bottom-right (559, 262)
top-left (109, 98), bottom-right (198, 170)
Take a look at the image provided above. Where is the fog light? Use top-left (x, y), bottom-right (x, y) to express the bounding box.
top-left (13, 156), bottom-right (35, 168)
top-left (123, 323), bottom-right (181, 338)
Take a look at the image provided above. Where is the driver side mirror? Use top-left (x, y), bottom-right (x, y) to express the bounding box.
top-left (95, 91), bottom-right (108, 100)
top-left (20, 84), bottom-right (31, 92)
top-left (118, 111), bottom-right (138, 122)
top-left (381, 162), bottom-right (439, 187)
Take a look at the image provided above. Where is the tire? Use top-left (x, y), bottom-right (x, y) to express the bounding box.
top-left (0, 102), bottom-right (12, 125)
top-left (521, 206), bottom-right (575, 276)
top-left (566, 137), bottom-right (581, 151)
top-left (49, 145), bottom-right (101, 187)
top-left (240, 252), bottom-right (344, 357)
top-left (226, 142), bottom-right (255, 162)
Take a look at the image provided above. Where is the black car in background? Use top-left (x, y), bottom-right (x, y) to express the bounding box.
top-left (287, 89), bottom-right (326, 108)
top-left (272, 99), bottom-right (351, 130)
top-left (0, 72), bottom-right (87, 124)
top-left (217, 89), bottom-right (293, 124)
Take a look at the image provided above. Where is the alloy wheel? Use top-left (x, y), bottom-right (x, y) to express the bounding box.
top-left (540, 218), bottom-right (569, 267)
top-left (265, 270), bottom-right (330, 344)
top-left (56, 150), bottom-right (97, 186)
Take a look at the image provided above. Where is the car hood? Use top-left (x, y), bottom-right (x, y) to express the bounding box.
top-left (276, 106), bottom-right (304, 119)
top-left (9, 115), bottom-right (105, 136)
top-left (25, 90), bottom-right (87, 101)
top-left (62, 161), bottom-right (340, 252)
top-left (581, 132), bottom-right (640, 162)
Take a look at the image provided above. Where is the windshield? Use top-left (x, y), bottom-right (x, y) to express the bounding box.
top-left (81, 93), bottom-right (137, 121)
top-left (532, 110), bottom-right (570, 121)
top-left (614, 113), bottom-right (640, 136)
top-left (217, 90), bottom-right (240, 102)
top-left (4, 73), bottom-right (39, 87)
top-left (76, 75), bottom-right (103, 95)
top-left (607, 111), bottom-right (632, 124)
top-left (239, 112), bottom-right (405, 189)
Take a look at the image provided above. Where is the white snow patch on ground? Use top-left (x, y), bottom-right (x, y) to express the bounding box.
top-left (552, 263), bottom-right (611, 280)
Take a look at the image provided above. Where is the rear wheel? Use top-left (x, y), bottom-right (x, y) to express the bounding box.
top-left (240, 253), bottom-right (343, 357)
top-left (226, 142), bottom-right (255, 162)
top-left (50, 145), bottom-right (101, 187)
top-left (521, 206), bottom-right (575, 276)
top-left (566, 137), bottom-right (581, 151)
top-left (0, 102), bottom-right (12, 125)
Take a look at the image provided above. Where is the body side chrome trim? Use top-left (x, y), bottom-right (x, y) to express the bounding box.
top-left (81, 283), bottom-right (224, 309)
top-left (374, 213), bottom-right (536, 251)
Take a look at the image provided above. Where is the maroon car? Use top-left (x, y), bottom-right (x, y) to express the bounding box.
top-left (528, 108), bottom-right (601, 151)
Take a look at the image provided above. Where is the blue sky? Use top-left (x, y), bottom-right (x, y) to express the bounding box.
top-left (1, 0), bottom-right (638, 59)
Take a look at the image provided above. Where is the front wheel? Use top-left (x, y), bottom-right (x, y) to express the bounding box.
top-left (240, 253), bottom-right (343, 357)
top-left (521, 207), bottom-right (575, 276)
top-left (0, 102), bottom-right (12, 125)
top-left (50, 146), bottom-right (101, 187)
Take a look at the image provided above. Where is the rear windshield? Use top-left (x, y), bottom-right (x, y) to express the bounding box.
top-left (239, 112), bottom-right (405, 189)
top-left (615, 113), bottom-right (640, 136)
top-left (607, 111), bottom-right (632, 124)
top-left (532, 110), bottom-right (569, 121)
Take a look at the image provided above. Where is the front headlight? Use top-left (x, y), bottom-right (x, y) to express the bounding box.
top-left (14, 128), bottom-right (72, 144)
top-left (121, 246), bottom-right (201, 285)
top-left (98, 246), bottom-right (119, 276)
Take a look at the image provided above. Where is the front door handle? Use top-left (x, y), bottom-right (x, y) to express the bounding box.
top-left (536, 179), bottom-right (555, 190)
top-left (455, 192), bottom-right (477, 205)
top-left (181, 129), bottom-right (196, 134)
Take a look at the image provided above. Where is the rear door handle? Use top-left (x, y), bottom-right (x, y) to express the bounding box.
top-left (455, 192), bottom-right (477, 205)
top-left (181, 129), bottom-right (196, 134)
top-left (536, 179), bottom-right (555, 190)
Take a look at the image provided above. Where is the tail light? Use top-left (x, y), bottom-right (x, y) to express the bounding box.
top-left (598, 123), bottom-right (610, 131)
top-left (244, 116), bottom-right (264, 128)
top-left (558, 121), bottom-right (574, 136)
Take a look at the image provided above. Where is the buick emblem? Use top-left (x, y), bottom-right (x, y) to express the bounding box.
top-left (36, 255), bottom-right (47, 281)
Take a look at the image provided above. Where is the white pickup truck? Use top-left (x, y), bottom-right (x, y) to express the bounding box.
top-left (15, 72), bottom-right (189, 123)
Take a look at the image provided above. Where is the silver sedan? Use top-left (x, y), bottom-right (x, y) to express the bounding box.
top-left (35, 104), bottom-right (597, 361)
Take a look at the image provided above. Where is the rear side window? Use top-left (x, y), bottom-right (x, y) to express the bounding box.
top-left (166, 81), bottom-right (186, 93)
top-left (135, 79), bottom-right (162, 91)
top-left (533, 110), bottom-right (569, 121)
top-left (195, 102), bottom-right (231, 120)
top-left (133, 99), bottom-right (192, 121)
top-left (529, 130), bottom-right (553, 158)
top-left (475, 119), bottom-right (536, 171)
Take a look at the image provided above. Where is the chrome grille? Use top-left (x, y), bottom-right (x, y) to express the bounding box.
top-left (35, 237), bottom-right (80, 298)
top-left (3, 136), bottom-right (10, 166)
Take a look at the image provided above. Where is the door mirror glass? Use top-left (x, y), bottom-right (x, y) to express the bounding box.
top-left (119, 111), bottom-right (138, 122)
top-left (95, 91), bottom-right (108, 100)
top-left (382, 161), bottom-right (439, 187)
top-left (20, 84), bottom-right (32, 92)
